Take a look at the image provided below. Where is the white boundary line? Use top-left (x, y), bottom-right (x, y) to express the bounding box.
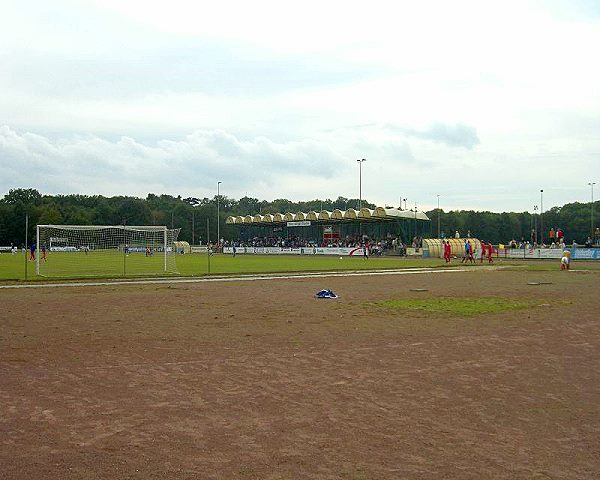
top-left (0, 267), bottom-right (474, 290)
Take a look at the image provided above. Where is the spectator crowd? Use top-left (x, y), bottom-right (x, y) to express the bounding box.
top-left (218, 234), bottom-right (409, 256)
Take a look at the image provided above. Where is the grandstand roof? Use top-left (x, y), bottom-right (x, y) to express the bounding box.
top-left (226, 207), bottom-right (430, 225)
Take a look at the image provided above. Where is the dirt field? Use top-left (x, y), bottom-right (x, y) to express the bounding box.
top-left (1, 267), bottom-right (599, 479)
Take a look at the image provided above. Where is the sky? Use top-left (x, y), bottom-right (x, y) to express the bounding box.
top-left (1, 0), bottom-right (599, 213)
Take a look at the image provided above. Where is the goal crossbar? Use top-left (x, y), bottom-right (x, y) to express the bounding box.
top-left (37, 225), bottom-right (169, 231)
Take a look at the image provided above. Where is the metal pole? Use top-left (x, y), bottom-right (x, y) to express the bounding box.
top-left (123, 222), bottom-right (127, 277)
top-left (437, 194), bottom-right (440, 238)
top-left (357, 159), bottom-right (366, 210)
top-left (533, 205), bottom-right (538, 244)
top-left (36, 224), bottom-right (40, 275)
top-left (359, 161), bottom-right (362, 211)
top-left (540, 189), bottom-right (544, 244)
top-left (357, 158), bottom-right (366, 236)
top-left (206, 218), bottom-right (211, 275)
top-left (589, 182), bottom-right (596, 238)
top-left (217, 181), bottom-right (222, 248)
top-left (414, 202), bottom-right (417, 239)
top-left (24, 214), bottom-right (28, 281)
top-left (192, 210), bottom-right (195, 245)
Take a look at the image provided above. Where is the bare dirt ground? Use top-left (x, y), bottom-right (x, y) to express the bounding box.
top-left (1, 266), bottom-right (599, 480)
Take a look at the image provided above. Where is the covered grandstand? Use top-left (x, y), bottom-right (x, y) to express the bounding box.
top-left (225, 207), bottom-right (430, 246)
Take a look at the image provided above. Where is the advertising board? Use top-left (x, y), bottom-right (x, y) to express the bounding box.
top-left (222, 246), bottom-right (365, 256)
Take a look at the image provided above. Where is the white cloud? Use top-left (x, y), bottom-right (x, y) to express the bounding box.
top-left (0, 125), bottom-right (345, 198)
top-left (3, 124), bottom-right (597, 213)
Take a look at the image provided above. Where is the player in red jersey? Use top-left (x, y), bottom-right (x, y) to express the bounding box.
top-left (487, 242), bottom-right (494, 263)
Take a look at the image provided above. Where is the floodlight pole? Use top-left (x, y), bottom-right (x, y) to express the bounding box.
top-left (540, 189), bottom-right (544, 244)
top-left (589, 182), bottom-right (596, 238)
top-left (437, 194), bottom-right (440, 239)
top-left (357, 158), bottom-right (366, 210)
top-left (533, 205), bottom-right (538, 244)
top-left (24, 214), bottom-right (28, 281)
top-left (357, 158), bottom-right (366, 237)
top-left (206, 218), bottom-right (211, 275)
top-left (414, 202), bottom-right (418, 238)
top-left (217, 181), bottom-right (222, 250)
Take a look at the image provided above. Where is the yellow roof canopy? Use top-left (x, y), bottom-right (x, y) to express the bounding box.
top-left (225, 207), bottom-right (430, 224)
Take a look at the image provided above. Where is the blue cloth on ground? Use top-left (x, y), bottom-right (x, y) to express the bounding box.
top-left (315, 289), bottom-right (338, 299)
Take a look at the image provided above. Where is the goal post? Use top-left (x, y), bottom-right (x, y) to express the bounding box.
top-left (36, 223), bottom-right (40, 276)
top-left (164, 226), bottom-right (168, 273)
top-left (36, 225), bottom-right (180, 278)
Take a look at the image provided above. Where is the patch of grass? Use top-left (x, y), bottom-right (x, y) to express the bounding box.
top-left (371, 297), bottom-right (534, 317)
top-left (0, 252), bottom-right (445, 281)
top-left (3, 250), bottom-right (599, 281)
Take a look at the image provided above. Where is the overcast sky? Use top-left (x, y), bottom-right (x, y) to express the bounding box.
top-left (1, 0), bottom-right (599, 212)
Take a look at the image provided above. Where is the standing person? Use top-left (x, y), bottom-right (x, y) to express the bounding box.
top-left (556, 228), bottom-right (564, 244)
top-left (41, 244), bottom-right (47, 262)
top-left (455, 230), bottom-right (460, 239)
top-left (467, 240), bottom-right (475, 263)
top-left (29, 243), bottom-right (36, 261)
top-left (363, 242), bottom-right (369, 260)
top-left (480, 241), bottom-right (486, 263)
top-left (487, 241), bottom-right (494, 263)
top-left (232, 244), bottom-right (237, 257)
top-left (549, 227), bottom-right (555, 244)
top-left (446, 240), bottom-right (452, 263)
top-left (461, 239), bottom-right (469, 263)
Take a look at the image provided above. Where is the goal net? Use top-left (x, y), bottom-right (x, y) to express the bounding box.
top-left (36, 225), bottom-right (180, 277)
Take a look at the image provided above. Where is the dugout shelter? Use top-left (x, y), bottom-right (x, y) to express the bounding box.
top-left (423, 238), bottom-right (484, 258)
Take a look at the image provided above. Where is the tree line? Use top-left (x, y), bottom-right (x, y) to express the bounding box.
top-left (0, 188), bottom-right (597, 246)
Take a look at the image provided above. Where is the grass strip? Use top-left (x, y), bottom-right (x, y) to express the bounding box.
top-left (371, 297), bottom-right (534, 317)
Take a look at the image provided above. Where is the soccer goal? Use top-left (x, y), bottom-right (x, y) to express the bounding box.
top-left (36, 225), bottom-right (180, 277)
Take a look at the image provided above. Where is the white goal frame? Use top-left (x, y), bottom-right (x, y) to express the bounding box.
top-left (36, 224), bottom-right (176, 276)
